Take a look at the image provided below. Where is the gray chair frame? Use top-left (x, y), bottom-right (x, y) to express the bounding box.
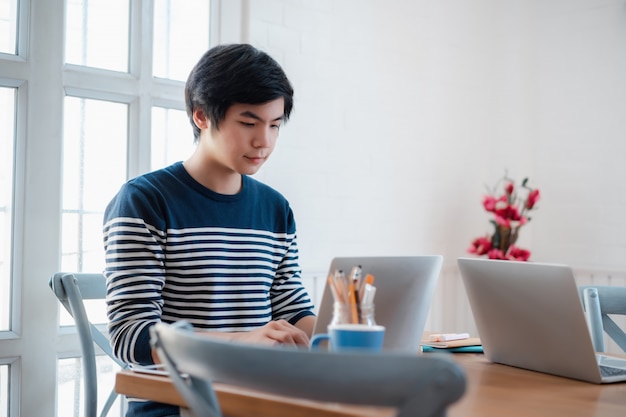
top-left (49, 272), bottom-right (128, 417)
top-left (150, 321), bottom-right (466, 417)
top-left (579, 285), bottom-right (626, 353)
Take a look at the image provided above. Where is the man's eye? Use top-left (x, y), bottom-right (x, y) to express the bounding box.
top-left (271, 124), bottom-right (281, 129)
top-left (240, 122), bottom-right (255, 127)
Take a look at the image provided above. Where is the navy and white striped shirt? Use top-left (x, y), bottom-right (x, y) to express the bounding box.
top-left (103, 162), bottom-right (315, 365)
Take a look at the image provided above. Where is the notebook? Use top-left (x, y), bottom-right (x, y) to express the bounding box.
top-left (457, 257), bottom-right (626, 383)
top-left (312, 255), bottom-right (442, 352)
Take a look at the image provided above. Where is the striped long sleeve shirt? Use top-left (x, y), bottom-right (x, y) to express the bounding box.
top-left (103, 162), bottom-right (315, 366)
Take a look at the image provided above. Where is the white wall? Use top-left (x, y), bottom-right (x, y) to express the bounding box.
top-left (241, 0), bottom-right (626, 342)
top-left (532, 0), bottom-right (626, 270)
top-left (246, 0), bottom-right (626, 275)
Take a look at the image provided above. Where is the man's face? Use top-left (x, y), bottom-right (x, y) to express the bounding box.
top-left (202, 98), bottom-right (285, 176)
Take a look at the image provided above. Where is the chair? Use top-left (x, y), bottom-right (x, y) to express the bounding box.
top-left (579, 285), bottom-right (626, 353)
top-left (49, 272), bottom-right (128, 417)
top-left (150, 321), bottom-right (467, 417)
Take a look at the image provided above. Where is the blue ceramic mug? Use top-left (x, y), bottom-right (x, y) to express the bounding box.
top-left (310, 324), bottom-right (385, 352)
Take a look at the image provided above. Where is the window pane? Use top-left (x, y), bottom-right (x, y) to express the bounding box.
top-left (57, 356), bottom-right (123, 417)
top-left (62, 97), bottom-right (127, 275)
top-left (65, 0), bottom-right (130, 72)
top-left (151, 107), bottom-right (195, 170)
top-left (0, 364), bottom-right (8, 417)
top-left (0, 0), bottom-right (18, 55)
top-left (153, 0), bottom-right (210, 81)
top-left (0, 87), bottom-right (15, 332)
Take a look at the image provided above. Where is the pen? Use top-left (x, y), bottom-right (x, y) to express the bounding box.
top-left (350, 265), bottom-right (362, 290)
top-left (362, 283), bottom-right (376, 306)
top-left (349, 265), bottom-right (362, 320)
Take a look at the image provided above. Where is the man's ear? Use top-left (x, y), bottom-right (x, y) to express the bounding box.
top-left (192, 109), bottom-right (209, 129)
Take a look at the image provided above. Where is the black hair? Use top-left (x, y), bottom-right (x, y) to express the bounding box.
top-left (184, 43), bottom-right (294, 141)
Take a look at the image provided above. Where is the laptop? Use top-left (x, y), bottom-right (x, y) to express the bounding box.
top-left (457, 257), bottom-right (626, 383)
top-left (312, 255), bottom-right (442, 352)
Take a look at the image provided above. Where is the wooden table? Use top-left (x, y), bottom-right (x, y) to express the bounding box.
top-left (115, 354), bottom-right (626, 417)
top-left (115, 368), bottom-right (394, 417)
top-left (449, 354), bottom-right (626, 417)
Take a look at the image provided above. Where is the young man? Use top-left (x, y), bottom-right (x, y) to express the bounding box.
top-left (103, 44), bottom-right (316, 417)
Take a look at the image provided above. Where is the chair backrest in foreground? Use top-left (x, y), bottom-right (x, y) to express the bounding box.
top-left (150, 321), bottom-right (466, 417)
top-left (49, 272), bottom-right (127, 417)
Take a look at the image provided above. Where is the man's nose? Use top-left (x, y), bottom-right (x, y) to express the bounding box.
top-left (253, 126), bottom-right (273, 148)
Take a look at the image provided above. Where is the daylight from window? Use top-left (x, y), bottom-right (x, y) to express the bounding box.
top-left (0, 0), bottom-right (18, 55)
top-left (153, 0), bottom-right (210, 80)
top-left (65, 0), bottom-right (130, 72)
top-left (0, 364), bottom-right (8, 417)
top-left (0, 87), bottom-right (15, 332)
top-left (55, 1), bottom-right (211, 415)
top-left (61, 97), bottom-right (128, 274)
top-left (151, 107), bottom-right (196, 170)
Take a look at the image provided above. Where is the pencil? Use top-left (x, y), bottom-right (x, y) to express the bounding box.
top-left (360, 274), bottom-right (375, 301)
top-left (348, 279), bottom-right (359, 324)
top-left (327, 274), bottom-right (341, 303)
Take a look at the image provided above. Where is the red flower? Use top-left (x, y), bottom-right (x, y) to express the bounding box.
top-left (526, 189), bottom-right (540, 209)
top-left (487, 249), bottom-right (506, 260)
top-left (468, 237), bottom-right (492, 255)
top-left (495, 204), bottom-right (523, 222)
top-left (493, 196), bottom-right (508, 212)
top-left (494, 214), bottom-right (510, 228)
top-left (470, 174), bottom-right (539, 262)
top-left (482, 195), bottom-right (497, 212)
top-left (507, 246), bottom-right (531, 262)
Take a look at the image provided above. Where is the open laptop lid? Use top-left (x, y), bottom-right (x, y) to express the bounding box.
top-left (457, 257), bottom-right (605, 383)
top-left (313, 256), bottom-right (442, 353)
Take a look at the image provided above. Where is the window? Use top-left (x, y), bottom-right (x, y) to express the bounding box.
top-left (0, 358), bottom-right (18, 417)
top-left (57, 356), bottom-right (120, 417)
top-left (0, 0), bottom-right (18, 55)
top-left (61, 97), bottom-right (128, 273)
top-left (65, 0), bottom-right (130, 72)
top-left (60, 0), bottom-right (211, 279)
top-left (151, 106), bottom-right (195, 170)
top-left (0, 87), bottom-right (15, 332)
top-left (0, 364), bottom-right (7, 417)
top-left (153, 0), bottom-right (211, 81)
top-left (55, 1), bottom-right (215, 416)
top-left (0, 0), bottom-right (238, 415)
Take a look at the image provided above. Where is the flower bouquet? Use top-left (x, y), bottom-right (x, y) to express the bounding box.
top-left (468, 175), bottom-right (540, 261)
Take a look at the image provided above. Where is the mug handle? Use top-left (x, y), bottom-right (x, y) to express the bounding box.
top-left (309, 333), bottom-right (330, 350)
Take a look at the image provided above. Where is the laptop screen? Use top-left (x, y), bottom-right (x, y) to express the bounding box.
top-left (457, 257), bottom-right (607, 383)
top-left (313, 256), bottom-right (442, 352)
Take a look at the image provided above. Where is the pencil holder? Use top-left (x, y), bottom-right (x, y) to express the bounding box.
top-left (360, 303), bottom-right (377, 326)
top-left (329, 302), bottom-right (350, 325)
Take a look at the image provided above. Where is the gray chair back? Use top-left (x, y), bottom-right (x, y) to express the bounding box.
top-left (49, 272), bottom-right (127, 417)
top-left (579, 285), bottom-right (626, 353)
top-left (150, 321), bottom-right (466, 417)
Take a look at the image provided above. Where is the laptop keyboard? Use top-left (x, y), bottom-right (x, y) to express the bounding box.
top-left (599, 365), bottom-right (626, 377)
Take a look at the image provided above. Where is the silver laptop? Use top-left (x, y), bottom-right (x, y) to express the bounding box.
top-left (313, 256), bottom-right (442, 352)
top-left (458, 257), bottom-right (626, 383)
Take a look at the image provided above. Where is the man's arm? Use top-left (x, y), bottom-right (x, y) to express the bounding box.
top-left (294, 315), bottom-right (316, 338)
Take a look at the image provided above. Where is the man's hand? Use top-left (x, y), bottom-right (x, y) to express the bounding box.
top-left (152, 319), bottom-right (313, 363)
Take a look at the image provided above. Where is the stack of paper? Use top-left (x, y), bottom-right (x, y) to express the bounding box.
top-left (420, 333), bottom-right (482, 353)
